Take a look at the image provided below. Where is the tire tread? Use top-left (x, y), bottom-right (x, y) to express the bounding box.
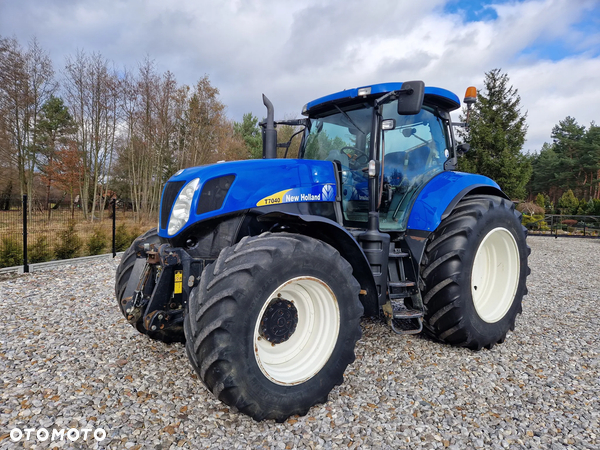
top-left (185, 232), bottom-right (363, 421)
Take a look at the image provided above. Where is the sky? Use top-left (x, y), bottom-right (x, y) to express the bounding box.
top-left (1, 0), bottom-right (599, 153)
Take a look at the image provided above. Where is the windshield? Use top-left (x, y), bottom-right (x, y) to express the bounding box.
top-left (302, 105), bottom-right (373, 163)
top-left (301, 106), bottom-right (373, 225)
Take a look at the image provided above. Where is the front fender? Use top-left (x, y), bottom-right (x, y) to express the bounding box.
top-left (256, 211), bottom-right (379, 317)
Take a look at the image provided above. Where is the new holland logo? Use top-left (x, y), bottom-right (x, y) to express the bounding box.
top-left (322, 184), bottom-right (334, 201)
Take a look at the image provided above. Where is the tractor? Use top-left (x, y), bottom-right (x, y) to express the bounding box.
top-left (115, 81), bottom-right (530, 422)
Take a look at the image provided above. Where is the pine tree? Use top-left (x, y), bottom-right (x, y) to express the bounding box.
top-left (458, 69), bottom-right (531, 199)
top-left (550, 116), bottom-right (586, 196)
top-left (558, 189), bottom-right (579, 215)
top-left (234, 113), bottom-right (262, 159)
top-left (535, 193), bottom-right (545, 209)
top-left (578, 123), bottom-right (600, 200)
top-left (35, 95), bottom-right (76, 216)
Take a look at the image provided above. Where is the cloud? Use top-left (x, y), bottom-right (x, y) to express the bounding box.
top-left (511, 57), bottom-right (600, 151)
top-left (0, 0), bottom-right (598, 151)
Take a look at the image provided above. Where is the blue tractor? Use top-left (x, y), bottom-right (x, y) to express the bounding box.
top-left (115, 81), bottom-right (529, 421)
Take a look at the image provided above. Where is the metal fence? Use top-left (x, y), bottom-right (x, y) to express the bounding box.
top-left (0, 195), bottom-right (158, 270)
top-left (524, 214), bottom-right (600, 238)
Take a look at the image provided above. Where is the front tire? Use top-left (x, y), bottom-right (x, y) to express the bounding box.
top-left (421, 195), bottom-right (530, 350)
top-left (184, 232), bottom-right (363, 421)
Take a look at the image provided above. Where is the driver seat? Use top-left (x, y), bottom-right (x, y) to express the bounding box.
top-left (406, 146), bottom-right (430, 174)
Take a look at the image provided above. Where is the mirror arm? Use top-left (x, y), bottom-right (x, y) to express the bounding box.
top-left (275, 118), bottom-right (310, 127)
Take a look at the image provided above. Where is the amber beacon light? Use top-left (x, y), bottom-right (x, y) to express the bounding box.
top-left (464, 86), bottom-right (477, 122)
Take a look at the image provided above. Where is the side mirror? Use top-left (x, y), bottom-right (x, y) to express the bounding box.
top-left (397, 80), bottom-right (425, 115)
top-left (457, 143), bottom-right (470, 156)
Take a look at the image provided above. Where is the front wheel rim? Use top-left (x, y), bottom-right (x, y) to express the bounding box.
top-left (253, 276), bottom-right (340, 386)
top-left (471, 227), bottom-right (520, 323)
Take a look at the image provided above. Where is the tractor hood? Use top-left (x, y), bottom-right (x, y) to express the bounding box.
top-left (158, 159), bottom-right (337, 238)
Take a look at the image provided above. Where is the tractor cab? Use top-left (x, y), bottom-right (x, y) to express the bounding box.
top-left (298, 82), bottom-right (460, 232)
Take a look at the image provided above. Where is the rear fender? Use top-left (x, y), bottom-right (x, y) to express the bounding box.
top-left (406, 172), bottom-right (509, 265)
top-left (255, 211), bottom-right (379, 317)
top-left (407, 171), bottom-right (508, 233)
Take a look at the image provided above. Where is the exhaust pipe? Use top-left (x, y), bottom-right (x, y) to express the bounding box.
top-left (262, 94), bottom-right (277, 159)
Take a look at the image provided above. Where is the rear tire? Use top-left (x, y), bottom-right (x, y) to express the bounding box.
top-left (184, 232), bottom-right (363, 421)
top-left (115, 228), bottom-right (184, 344)
top-left (420, 195), bottom-right (530, 350)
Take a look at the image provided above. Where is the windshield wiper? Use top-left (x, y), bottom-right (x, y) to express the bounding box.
top-left (334, 104), bottom-right (365, 135)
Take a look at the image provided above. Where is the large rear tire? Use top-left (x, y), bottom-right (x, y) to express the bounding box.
top-left (420, 195), bottom-right (530, 350)
top-left (184, 232), bottom-right (363, 422)
top-left (115, 228), bottom-right (184, 344)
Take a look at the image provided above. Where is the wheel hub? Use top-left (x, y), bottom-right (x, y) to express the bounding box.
top-left (471, 227), bottom-right (520, 323)
top-left (260, 298), bottom-right (298, 344)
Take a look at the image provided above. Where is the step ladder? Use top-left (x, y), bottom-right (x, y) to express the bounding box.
top-left (384, 249), bottom-right (423, 335)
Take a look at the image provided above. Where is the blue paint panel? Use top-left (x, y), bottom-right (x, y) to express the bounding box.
top-left (159, 159), bottom-right (337, 238)
top-left (305, 83), bottom-right (460, 113)
top-left (407, 171), bottom-right (501, 232)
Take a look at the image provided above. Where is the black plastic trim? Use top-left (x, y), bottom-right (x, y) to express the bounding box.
top-left (196, 175), bottom-right (236, 215)
top-left (160, 181), bottom-right (186, 230)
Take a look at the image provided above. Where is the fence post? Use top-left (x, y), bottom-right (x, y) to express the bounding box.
top-left (112, 199), bottom-right (116, 258)
top-left (22, 195), bottom-right (29, 273)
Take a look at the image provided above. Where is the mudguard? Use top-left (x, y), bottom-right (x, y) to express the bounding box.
top-left (256, 211), bottom-right (380, 317)
top-left (407, 171), bottom-right (508, 232)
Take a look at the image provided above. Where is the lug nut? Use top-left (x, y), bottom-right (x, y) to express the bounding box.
top-left (158, 314), bottom-right (164, 320)
top-left (151, 325), bottom-right (157, 331)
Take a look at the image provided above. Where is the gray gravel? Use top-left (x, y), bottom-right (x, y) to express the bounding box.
top-left (1, 236), bottom-right (599, 449)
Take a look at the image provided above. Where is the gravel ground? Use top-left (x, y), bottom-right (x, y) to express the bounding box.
top-left (0, 236), bottom-right (599, 450)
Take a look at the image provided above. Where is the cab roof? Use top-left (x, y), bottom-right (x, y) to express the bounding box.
top-left (303, 82), bottom-right (461, 116)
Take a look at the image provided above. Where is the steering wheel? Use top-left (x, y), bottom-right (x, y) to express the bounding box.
top-left (340, 146), bottom-right (369, 170)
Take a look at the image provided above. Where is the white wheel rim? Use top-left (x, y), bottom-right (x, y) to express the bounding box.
top-left (471, 227), bottom-right (520, 323)
top-left (253, 277), bottom-right (340, 386)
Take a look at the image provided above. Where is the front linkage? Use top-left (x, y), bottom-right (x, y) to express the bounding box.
top-left (120, 243), bottom-right (208, 341)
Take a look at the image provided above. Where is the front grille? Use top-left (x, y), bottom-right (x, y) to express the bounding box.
top-left (197, 175), bottom-right (235, 215)
top-left (160, 181), bottom-right (186, 229)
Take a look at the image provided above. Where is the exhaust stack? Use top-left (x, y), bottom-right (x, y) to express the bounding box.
top-left (262, 94), bottom-right (277, 159)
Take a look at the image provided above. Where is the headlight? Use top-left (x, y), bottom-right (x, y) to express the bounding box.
top-left (168, 178), bottom-right (200, 235)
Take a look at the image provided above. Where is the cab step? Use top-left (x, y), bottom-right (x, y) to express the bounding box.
top-left (383, 300), bottom-right (424, 335)
top-left (388, 281), bottom-right (416, 299)
top-left (391, 310), bottom-right (423, 335)
top-left (388, 281), bottom-right (415, 288)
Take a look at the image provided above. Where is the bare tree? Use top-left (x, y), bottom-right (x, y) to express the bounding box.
top-left (63, 51), bottom-right (118, 220)
top-left (0, 37), bottom-right (56, 213)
